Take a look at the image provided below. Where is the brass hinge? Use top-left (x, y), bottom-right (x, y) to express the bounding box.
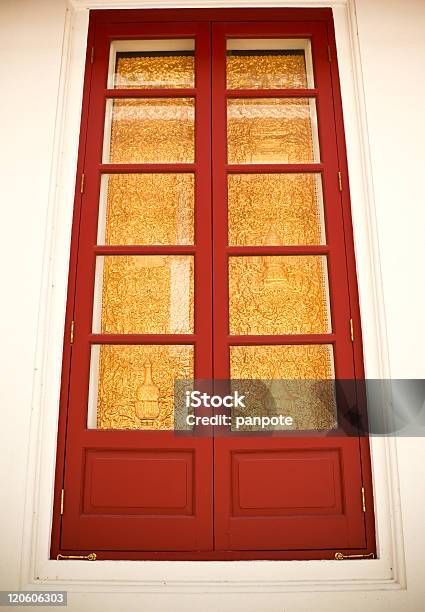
top-left (57, 553), bottom-right (97, 561)
top-left (60, 489), bottom-right (65, 515)
top-left (90, 46), bottom-right (94, 64)
top-left (327, 45), bottom-right (332, 63)
top-left (338, 171), bottom-right (343, 192)
top-left (349, 318), bottom-right (354, 342)
top-left (335, 552), bottom-right (375, 560)
top-left (70, 320), bottom-right (74, 344)
top-left (361, 486), bottom-right (366, 513)
top-left (80, 173), bottom-right (85, 194)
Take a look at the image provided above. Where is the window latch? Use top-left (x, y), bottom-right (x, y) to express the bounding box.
top-left (57, 553), bottom-right (97, 561)
top-left (335, 552), bottom-right (375, 560)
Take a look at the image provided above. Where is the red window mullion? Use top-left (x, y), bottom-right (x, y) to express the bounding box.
top-left (226, 164), bottom-right (324, 173)
top-left (99, 163), bottom-right (197, 172)
top-left (105, 88), bottom-right (197, 98)
top-left (226, 245), bottom-right (330, 255)
top-left (93, 245), bottom-right (197, 255)
top-left (225, 88), bottom-right (318, 98)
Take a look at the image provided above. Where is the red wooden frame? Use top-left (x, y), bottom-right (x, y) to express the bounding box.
top-left (51, 7), bottom-right (376, 561)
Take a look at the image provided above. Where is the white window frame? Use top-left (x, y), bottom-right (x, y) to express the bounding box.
top-left (20, 0), bottom-right (406, 595)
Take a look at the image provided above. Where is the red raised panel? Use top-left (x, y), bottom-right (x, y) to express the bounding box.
top-left (215, 438), bottom-right (366, 551)
top-left (233, 450), bottom-right (341, 514)
top-left (84, 450), bottom-right (194, 515)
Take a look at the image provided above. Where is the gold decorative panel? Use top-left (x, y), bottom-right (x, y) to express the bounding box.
top-left (227, 98), bottom-right (319, 164)
top-left (90, 344), bottom-right (194, 430)
top-left (230, 344), bottom-right (336, 430)
top-left (228, 256), bottom-right (331, 335)
top-left (228, 174), bottom-right (325, 246)
top-left (227, 51), bottom-right (308, 89)
top-left (105, 98), bottom-right (195, 163)
top-left (93, 255), bottom-right (194, 334)
top-left (114, 52), bottom-right (195, 89)
top-left (98, 174), bottom-right (194, 245)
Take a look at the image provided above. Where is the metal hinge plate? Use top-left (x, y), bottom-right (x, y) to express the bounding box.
top-left (70, 320), bottom-right (74, 344)
top-left (338, 171), bottom-right (343, 192)
top-left (349, 318), bottom-right (354, 342)
top-left (361, 486), bottom-right (366, 513)
top-left (60, 489), bottom-right (64, 515)
top-left (80, 173), bottom-right (85, 194)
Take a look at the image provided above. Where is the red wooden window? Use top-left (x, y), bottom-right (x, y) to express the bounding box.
top-left (51, 8), bottom-right (376, 561)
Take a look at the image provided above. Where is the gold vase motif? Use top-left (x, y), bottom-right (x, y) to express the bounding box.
top-left (135, 363), bottom-right (160, 421)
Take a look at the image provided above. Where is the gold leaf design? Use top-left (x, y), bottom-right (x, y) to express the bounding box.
top-left (228, 174), bottom-right (325, 246)
top-left (230, 344), bottom-right (336, 430)
top-left (229, 256), bottom-right (331, 335)
top-left (227, 98), bottom-right (318, 164)
top-left (95, 345), bottom-right (194, 430)
top-left (108, 98), bottom-right (195, 163)
top-left (115, 53), bottom-right (194, 89)
top-left (100, 173), bottom-right (194, 245)
top-left (227, 52), bottom-right (307, 89)
top-left (95, 255), bottom-right (194, 334)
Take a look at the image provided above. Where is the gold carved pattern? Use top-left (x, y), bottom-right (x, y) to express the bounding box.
top-left (230, 344), bottom-right (336, 430)
top-left (101, 174), bottom-right (194, 245)
top-left (97, 255), bottom-right (194, 334)
top-left (227, 52), bottom-right (307, 89)
top-left (96, 345), bottom-right (193, 430)
top-left (108, 98), bottom-right (195, 163)
top-left (229, 256), bottom-right (331, 335)
top-left (227, 98), bottom-right (317, 164)
top-left (228, 174), bottom-right (325, 246)
top-left (115, 54), bottom-right (195, 89)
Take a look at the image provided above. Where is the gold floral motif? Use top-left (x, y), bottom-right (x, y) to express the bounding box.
top-left (100, 173), bottom-right (194, 245)
top-left (115, 53), bottom-right (194, 89)
top-left (227, 98), bottom-right (317, 164)
top-left (228, 174), bottom-right (325, 246)
top-left (229, 256), bottom-right (331, 335)
top-left (95, 345), bottom-right (194, 430)
top-left (96, 255), bottom-right (194, 334)
top-left (227, 52), bottom-right (307, 89)
top-left (108, 98), bottom-right (195, 163)
top-left (230, 344), bottom-right (336, 430)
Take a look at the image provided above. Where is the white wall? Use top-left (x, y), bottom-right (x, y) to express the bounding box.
top-left (0, 0), bottom-right (424, 611)
top-left (0, 0), bottom-right (69, 590)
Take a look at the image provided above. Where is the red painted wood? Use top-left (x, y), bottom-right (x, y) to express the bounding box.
top-left (105, 88), bottom-right (197, 98)
top-left (52, 20), bottom-right (214, 556)
top-left (52, 8), bottom-right (376, 561)
top-left (227, 163), bottom-right (324, 173)
top-left (211, 19), bottom-right (374, 554)
top-left (89, 8), bottom-right (334, 25)
top-left (50, 24), bottom-right (96, 559)
top-left (225, 88), bottom-right (318, 98)
top-left (326, 16), bottom-right (377, 553)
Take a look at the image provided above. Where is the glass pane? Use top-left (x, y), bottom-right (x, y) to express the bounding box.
top-left (97, 174), bottom-right (194, 245)
top-left (103, 98), bottom-right (195, 163)
top-left (230, 344), bottom-right (336, 430)
top-left (93, 255), bottom-right (194, 334)
top-left (229, 255), bottom-right (331, 335)
top-left (228, 174), bottom-right (325, 246)
top-left (227, 98), bottom-right (320, 164)
top-left (227, 38), bottom-right (314, 89)
top-left (88, 344), bottom-right (194, 430)
top-left (109, 39), bottom-right (195, 89)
